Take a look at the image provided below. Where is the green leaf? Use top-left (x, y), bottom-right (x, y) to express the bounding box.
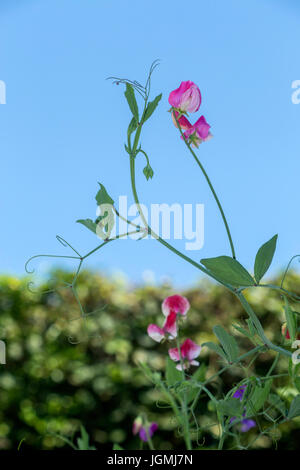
top-left (76, 425), bottom-right (96, 450)
top-left (76, 218), bottom-right (97, 233)
top-left (95, 183), bottom-right (114, 206)
top-left (127, 116), bottom-right (138, 138)
top-left (245, 379), bottom-right (272, 416)
top-left (200, 256), bottom-right (255, 287)
top-left (284, 297), bottom-right (297, 342)
top-left (202, 341), bottom-right (228, 361)
top-left (113, 444), bottom-right (124, 450)
top-left (288, 394), bottom-right (300, 419)
top-left (213, 325), bottom-right (239, 362)
top-left (218, 397), bottom-right (243, 418)
top-left (166, 357), bottom-right (182, 387)
top-left (233, 323), bottom-right (254, 340)
top-left (143, 162), bottom-right (154, 180)
top-left (142, 93), bottom-right (162, 123)
top-left (124, 83), bottom-right (139, 122)
top-left (247, 319), bottom-right (258, 337)
top-left (254, 234), bottom-right (278, 283)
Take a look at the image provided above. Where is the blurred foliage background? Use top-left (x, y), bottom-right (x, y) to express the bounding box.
top-left (0, 268), bottom-right (300, 450)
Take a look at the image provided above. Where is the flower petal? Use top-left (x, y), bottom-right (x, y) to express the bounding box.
top-left (194, 115), bottom-right (211, 139)
top-left (139, 422), bottom-right (158, 442)
top-left (132, 416), bottom-right (143, 435)
top-left (181, 338), bottom-right (201, 361)
top-left (147, 324), bottom-right (165, 343)
top-left (168, 81), bottom-right (193, 108)
top-left (233, 385), bottom-right (246, 401)
top-left (240, 419), bottom-right (256, 432)
top-left (149, 422), bottom-right (158, 436)
top-left (180, 83), bottom-right (201, 112)
top-left (171, 111), bottom-right (192, 130)
top-left (162, 295), bottom-right (190, 317)
top-left (163, 311), bottom-right (177, 338)
top-left (168, 346), bottom-right (180, 362)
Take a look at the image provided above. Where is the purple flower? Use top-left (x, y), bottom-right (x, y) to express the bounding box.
top-left (240, 419), bottom-right (256, 432)
top-left (233, 385), bottom-right (246, 401)
top-left (139, 422), bottom-right (158, 442)
top-left (231, 384), bottom-right (256, 433)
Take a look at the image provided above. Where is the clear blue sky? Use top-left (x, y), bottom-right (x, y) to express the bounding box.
top-left (1, 0), bottom-right (300, 287)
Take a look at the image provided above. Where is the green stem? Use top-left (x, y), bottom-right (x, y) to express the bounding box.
top-left (236, 292), bottom-right (292, 358)
top-left (173, 111), bottom-right (236, 259)
top-left (82, 230), bottom-right (142, 260)
top-left (129, 154), bottom-right (235, 292)
top-left (175, 317), bottom-right (192, 450)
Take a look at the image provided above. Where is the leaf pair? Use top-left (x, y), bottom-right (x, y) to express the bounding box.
top-left (124, 83), bottom-right (162, 126)
top-left (200, 234), bottom-right (278, 288)
top-left (203, 325), bottom-right (239, 363)
top-left (77, 183), bottom-right (115, 238)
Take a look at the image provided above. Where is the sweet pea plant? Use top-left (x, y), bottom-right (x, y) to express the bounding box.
top-left (26, 62), bottom-right (300, 450)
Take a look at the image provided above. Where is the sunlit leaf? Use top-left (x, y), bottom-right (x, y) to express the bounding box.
top-left (254, 235), bottom-right (278, 283)
top-left (200, 256), bottom-right (255, 287)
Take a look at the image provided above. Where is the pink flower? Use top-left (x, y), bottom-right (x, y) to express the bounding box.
top-left (147, 311), bottom-right (177, 343)
top-left (168, 81), bottom-right (201, 113)
top-left (183, 115), bottom-right (212, 147)
top-left (168, 338), bottom-right (201, 370)
top-left (171, 111), bottom-right (193, 130)
top-left (162, 295), bottom-right (190, 317)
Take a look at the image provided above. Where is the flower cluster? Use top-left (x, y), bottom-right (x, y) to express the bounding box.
top-left (147, 295), bottom-right (201, 370)
top-left (168, 81), bottom-right (212, 147)
top-left (132, 416), bottom-right (158, 442)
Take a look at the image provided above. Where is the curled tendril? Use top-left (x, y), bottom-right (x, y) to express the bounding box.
top-left (27, 278), bottom-right (72, 295)
top-left (27, 281), bottom-right (55, 295)
top-left (281, 254), bottom-right (300, 289)
top-left (67, 332), bottom-right (102, 345)
top-left (25, 253), bottom-right (80, 275)
top-left (67, 335), bottom-right (83, 345)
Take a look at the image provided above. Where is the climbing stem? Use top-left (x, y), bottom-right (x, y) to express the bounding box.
top-left (173, 111), bottom-right (236, 259)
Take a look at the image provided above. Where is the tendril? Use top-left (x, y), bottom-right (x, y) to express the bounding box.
top-left (280, 254), bottom-right (300, 289)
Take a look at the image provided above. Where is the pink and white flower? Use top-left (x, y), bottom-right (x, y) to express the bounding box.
top-left (168, 338), bottom-right (201, 370)
top-left (162, 295), bottom-right (190, 317)
top-left (147, 311), bottom-right (177, 343)
top-left (183, 115), bottom-right (212, 147)
top-left (168, 81), bottom-right (201, 113)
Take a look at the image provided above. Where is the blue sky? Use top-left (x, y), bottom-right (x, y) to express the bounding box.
top-left (1, 0), bottom-right (300, 287)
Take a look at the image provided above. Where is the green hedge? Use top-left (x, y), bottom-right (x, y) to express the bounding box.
top-left (0, 269), bottom-right (299, 450)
